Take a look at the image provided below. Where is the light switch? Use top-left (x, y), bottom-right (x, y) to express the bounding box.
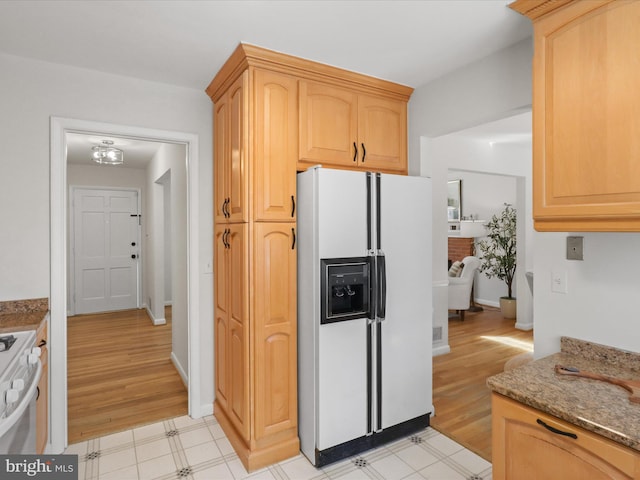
top-left (551, 270), bottom-right (567, 294)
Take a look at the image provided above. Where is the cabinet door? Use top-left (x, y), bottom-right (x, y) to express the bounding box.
top-left (227, 72), bottom-right (249, 223)
top-left (214, 223), bottom-right (249, 442)
top-left (299, 81), bottom-right (358, 168)
top-left (227, 224), bottom-right (250, 441)
top-left (254, 70), bottom-right (298, 221)
top-left (253, 223), bottom-right (298, 442)
top-left (533, 1), bottom-right (640, 231)
top-left (492, 393), bottom-right (639, 479)
top-left (214, 73), bottom-right (249, 224)
top-left (214, 93), bottom-right (229, 223)
top-left (358, 94), bottom-right (407, 173)
top-left (214, 225), bottom-right (230, 411)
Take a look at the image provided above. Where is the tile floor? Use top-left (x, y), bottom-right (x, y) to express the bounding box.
top-left (64, 415), bottom-right (492, 480)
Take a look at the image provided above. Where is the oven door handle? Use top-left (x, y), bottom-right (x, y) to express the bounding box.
top-left (0, 360), bottom-right (42, 438)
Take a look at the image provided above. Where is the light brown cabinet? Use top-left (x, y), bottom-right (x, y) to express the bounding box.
top-left (299, 81), bottom-right (408, 173)
top-left (511, 0), bottom-right (640, 231)
top-left (36, 320), bottom-right (48, 454)
top-left (492, 393), bottom-right (640, 479)
top-left (207, 43), bottom-right (412, 471)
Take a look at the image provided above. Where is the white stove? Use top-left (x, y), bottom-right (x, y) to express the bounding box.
top-left (0, 329), bottom-right (42, 453)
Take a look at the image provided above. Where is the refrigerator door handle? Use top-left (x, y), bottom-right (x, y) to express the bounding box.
top-left (376, 254), bottom-right (386, 321)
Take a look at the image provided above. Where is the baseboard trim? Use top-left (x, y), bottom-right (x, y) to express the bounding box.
top-left (433, 345), bottom-right (451, 356)
top-left (515, 321), bottom-right (533, 331)
top-left (214, 400), bottom-right (300, 472)
top-left (475, 298), bottom-right (500, 308)
top-left (171, 352), bottom-right (188, 387)
top-left (146, 306), bottom-right (166, 325)
top-left (199, 403), bottom-right (213, 417)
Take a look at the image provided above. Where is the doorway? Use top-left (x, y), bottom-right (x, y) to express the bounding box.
top-left (50, 117), bottom-right (202, 454)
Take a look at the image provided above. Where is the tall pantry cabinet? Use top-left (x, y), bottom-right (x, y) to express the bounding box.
top-left (207, 43), bottom-right (413, 472)
top-left (208, 46), bottom-right (299, 471)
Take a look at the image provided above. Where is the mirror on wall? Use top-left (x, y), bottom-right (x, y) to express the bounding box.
top-left (447, 179), bottom-right (462, 221)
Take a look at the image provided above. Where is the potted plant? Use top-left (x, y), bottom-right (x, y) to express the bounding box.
top-left (476, 203), bottom-right (517, 319)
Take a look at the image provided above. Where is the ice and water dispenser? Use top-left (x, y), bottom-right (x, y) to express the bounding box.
top-left (320, 257), bottom-right (371, 324)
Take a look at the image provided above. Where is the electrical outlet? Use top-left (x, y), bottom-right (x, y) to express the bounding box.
top-left (551, 270), bottom-right (567, 294)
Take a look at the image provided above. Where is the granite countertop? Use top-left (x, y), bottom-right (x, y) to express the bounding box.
top-left (487, 336), bottom-right (640, 452)
top-left (0, 298), bottom-right (49, 334)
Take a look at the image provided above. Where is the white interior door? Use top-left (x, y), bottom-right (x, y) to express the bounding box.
top-left (73, 188), bottom-right (140, 314)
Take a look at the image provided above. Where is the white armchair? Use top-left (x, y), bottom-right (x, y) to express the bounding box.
top-left (448, 255), bottom-right (481, 321)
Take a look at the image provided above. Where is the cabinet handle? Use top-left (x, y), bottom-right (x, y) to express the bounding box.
top-left (361, 143), bottom-right (366, 163)
top-left (536, 419), bottom-right (577, 439)
top-left (38, 339), bottom-right (47, 347)
top-left (36, 386), bottom-right (40, 401)
top-left (353, 142), bottom-right (358, 162)
top-left (291, 195), bottom-right (296, 218)
top-left (222, 229), bottom-right (229, 248)
top-left (221, 199), bottom-right (228, 218)
top-left (291, 228), bottom-right (296, 250)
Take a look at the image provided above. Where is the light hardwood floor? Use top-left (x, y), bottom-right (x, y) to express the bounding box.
top-left (67, 307), bottom-right (188, 444)
top-left (432, 306), bottom-right (533, 462)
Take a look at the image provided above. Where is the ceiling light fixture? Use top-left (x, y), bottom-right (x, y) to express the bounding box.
top-left (92, 140), bottom-right (124, 166)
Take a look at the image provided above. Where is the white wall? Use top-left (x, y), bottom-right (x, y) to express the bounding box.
top-left (408, 37), bottom-right (534, 174)
top-left (534, 233), bottom-right (640, 358)
top-left (0, 52), bottom-right (213, 414)
top-left (145, 144), bottom-right (189, 380)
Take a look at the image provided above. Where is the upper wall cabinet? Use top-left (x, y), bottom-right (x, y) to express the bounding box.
top-left (253, 69), bottom-right (298, 221)
top-left (511, 0), bottom-right (640, 231)
top-left (214, 72), bottom-right (248, 224)
top-left (299, 81), bottom-right (408, 173)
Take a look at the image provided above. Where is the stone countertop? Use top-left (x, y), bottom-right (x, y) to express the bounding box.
top-left (0, 298), bottom-right (49, 334)
top-left (487, 337), bottom-right (640, 452)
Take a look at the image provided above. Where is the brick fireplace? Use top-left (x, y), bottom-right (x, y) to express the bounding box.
top-left (448, 237), bottom-right (474, 264)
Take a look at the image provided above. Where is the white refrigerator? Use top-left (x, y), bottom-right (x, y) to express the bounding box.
top-left (297, 166), bottom-right (433, 467)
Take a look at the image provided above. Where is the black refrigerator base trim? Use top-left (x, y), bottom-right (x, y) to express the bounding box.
top-left (313, 413), bottom-right (431, 468)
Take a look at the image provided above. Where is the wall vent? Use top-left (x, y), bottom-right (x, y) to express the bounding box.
top-left (433, 326), bottom-right (443, 342)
